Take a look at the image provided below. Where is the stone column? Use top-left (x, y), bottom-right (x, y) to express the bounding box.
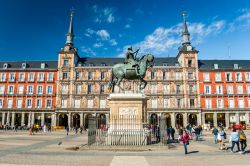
top-left (83, 114), bottom-right (86, 128)
top-left (183, 113), bottom-right (188, 127)
top-left (213, 112), bottom-right (218, 127)
top-left (21, 112), bottom-right (25, 126)
top-left (68, 112), bottom-right (71, 129)
top-left (80, 112), bottom-right (84, 127)
top-left (2, 112), bottom-right (5, 125)
top-left (225, 112), bottom-right (230, 129)
top-left (106, 113), bottom-right (110, 126)
top-left (11, 112), bottom-right (15, 128)
top-left (201, 112), bottom-right (205, 125)
top-left (31, 112), bottom-right (35, 125)
top-left (157, 113), bottom-right (161, 125)
top-left (41, 113), bottom-right (45, 126)
top-left (171, 113), bottom-right (175, 128)
top-left (6, 112), bottom-right (10, 125)
top-left (197, 113), bottom-right (202, 126)
top-left (235, 112), bottom-right (240, 124)
top-left (51, 113), bottom-right (57, 127)
top-left (245, 112), bottom-right (250, 125)
top-left (28, 112), bottom-right (31, 127)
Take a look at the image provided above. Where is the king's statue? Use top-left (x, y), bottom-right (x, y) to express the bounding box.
top-left (108, 46), bottom-right (154, 92)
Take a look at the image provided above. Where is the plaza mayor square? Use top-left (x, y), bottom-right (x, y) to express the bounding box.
top-left (0, 0), bottom-right (250, 165)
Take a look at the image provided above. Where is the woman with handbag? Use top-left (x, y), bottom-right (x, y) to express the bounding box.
top-left (181, 129), bottom-right (189, 154)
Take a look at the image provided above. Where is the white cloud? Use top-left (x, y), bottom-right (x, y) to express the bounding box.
top-left (93, 42), bottom-right (103, 48)
top-left (229, 10), bottom-right (250, 32)
top-left (85, 28), bottom-right (95, 37)
top-left (118, 19), bottom-right (225, 57)
top-left (96, 29), bottom-right (110, 40)
top-left (110, 39), bottom-right (118, 46)
top-left (92, 5), bottom-right (116, 23)
top-left (125, 24), bottom-right (131, 29)
top-left (80, 46), bottom-right (96, 56)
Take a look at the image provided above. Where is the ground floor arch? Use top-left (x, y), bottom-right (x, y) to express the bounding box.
top-left (188, 113), bottom-right (197, 126)
top-left (98, 114), bottom-right (106, 129)
top-left (72, 113), bottom-right (80, 128)
top-left (150, 113), bottom-right (158, 125)
top-left (163, 113), bottom-right (171, 127)
top-left (34, 113), bottom-right (42, 126)
top-left (45, 114), bottom-right (51, 125)
top-left (176, 113), bottom-right (183, 128)
top-left (205, 113), bottom-right (214, 127)
top-left (84, 114), bottom-right (92, 129)
top-left (58, 113), bottom-right (68, 127)
top-left (217, 113), bottom-right (225, 127)
top-left (14, 113), bottom-right (22, 126)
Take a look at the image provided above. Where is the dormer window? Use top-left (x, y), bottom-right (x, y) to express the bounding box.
top-left (101, 63), bottom-right (106, 66)
top-left (234, 64), bottom-right (238, 69)
top-left (77, 62), bottom-right (82, 67)
top-left (89, 63), bottom-right (94, 67)
top-left (175, 63), bottom-right (179, 67)
top-left (22, 63), bottom-right (26, 69)
top-left (163, 63), bottom-right (168, 66)
top-left (3, 63), bottom-right (8, 69)
top-left (41, 63), bottom-right (46, 69)
top-left (214, 64), bottom-right (219, 69)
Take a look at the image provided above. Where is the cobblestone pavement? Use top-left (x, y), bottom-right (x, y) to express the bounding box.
top-left (0, 130), bottom-right (249, 166)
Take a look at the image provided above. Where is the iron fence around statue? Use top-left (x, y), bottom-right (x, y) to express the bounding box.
top-left (87, 116), bottom-right (168, 146)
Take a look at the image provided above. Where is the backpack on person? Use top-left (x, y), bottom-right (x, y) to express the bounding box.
top-left (240, 133), bottom-right (246, 140)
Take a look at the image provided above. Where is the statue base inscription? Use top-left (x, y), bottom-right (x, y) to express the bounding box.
top-left (107, 93), bottom-right (149, 145)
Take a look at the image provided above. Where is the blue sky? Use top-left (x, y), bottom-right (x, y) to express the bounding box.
top-left (0, 0), bottom-right (250, 61)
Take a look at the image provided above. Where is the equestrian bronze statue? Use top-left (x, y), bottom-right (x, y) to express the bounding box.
top-left (108, 47), bottom-right (154, 92)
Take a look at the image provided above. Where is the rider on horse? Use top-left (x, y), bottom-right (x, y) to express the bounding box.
top-left (124, 46), bottom-right (140, 75)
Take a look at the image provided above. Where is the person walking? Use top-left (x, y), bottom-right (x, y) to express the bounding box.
top-left (66, 126), bottom-right (69, 136)
top-left (194, 126), bottom-right (201, 141)
top-left (170, 127), bottom-right (175, 140)
top-left (218, 127), bottom-right (227, 150)
top-left (212, 127), bottom-right (219, 144)
top-left (239, 129), bottom-right (247, 154)
top-left (230, 128), bottom-right (240, 153)
top-left (180, 129), bottom-right (189, 155)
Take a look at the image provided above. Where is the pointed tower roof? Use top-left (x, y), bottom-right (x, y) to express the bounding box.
top-left (178, 11), bottom-right (197, 53)
top-left (182, 11), bottom-right (190, 45)
top-left (65, 10), bottom-right (74, 46)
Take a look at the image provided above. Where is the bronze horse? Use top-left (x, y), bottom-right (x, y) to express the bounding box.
top-left (108, 54), bottom-right (154, 92)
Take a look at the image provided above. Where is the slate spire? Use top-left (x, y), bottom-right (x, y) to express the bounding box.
top-left (65, 9), bottom-right (74, 45)
top-left (182, 11), bottom-right (191, 45)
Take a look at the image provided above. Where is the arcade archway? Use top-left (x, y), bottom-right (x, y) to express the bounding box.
top-left (72, 113), bottom-right (80, 128)
top-left (176, 113), bottom-right (183, 128)
top-left (58, 114), bottom-right (68, 127)
top-left (188, 114), bottom-right (197, 126)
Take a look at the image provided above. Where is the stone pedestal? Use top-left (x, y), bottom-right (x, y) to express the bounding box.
top-left (107, 93), bottom-right (149, 145)
top-left (108, 93), bottom-right (148, 129)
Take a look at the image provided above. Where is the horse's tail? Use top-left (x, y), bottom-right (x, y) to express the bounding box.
top-left (108, 68), bottom-right (114, 91)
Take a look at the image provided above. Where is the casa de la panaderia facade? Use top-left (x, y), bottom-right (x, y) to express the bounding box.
top-left (0, 11), bottom-right (249, 129)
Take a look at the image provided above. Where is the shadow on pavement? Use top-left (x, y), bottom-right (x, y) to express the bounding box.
top-left (188, 151), bottom-right (199, 154)
top-left (244, 150), bottom-right (250, 154)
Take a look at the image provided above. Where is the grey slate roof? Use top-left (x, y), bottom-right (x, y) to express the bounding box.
top-left (77, 57), bottom-right (179, 67)
top-left (198, 60), bottom-right (250, 70)
top-left (0, 61), bottom-right (58, 69)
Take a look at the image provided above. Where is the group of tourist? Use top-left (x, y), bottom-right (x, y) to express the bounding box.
top-left (169, 124), bottom-right (248, 155)
top-left (66, 125), bottom-right (85, 135)
top-left (212, 126), bottom-right (247, 154)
